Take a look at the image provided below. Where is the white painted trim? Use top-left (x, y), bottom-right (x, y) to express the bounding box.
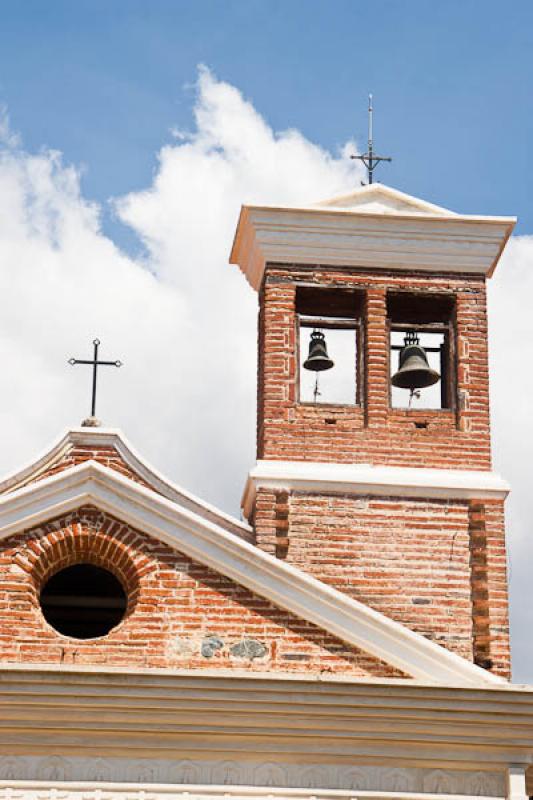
top-left (0, 460), bottom-right (503, 686)
top-left (0, 750), bottom-right (509, 794)
top-left (312, 184), bottom-right (458, 216)
top-left (506, 766), bottom-right (527, 800)
top-left (242, 460), bottom-right (510, 520)
top-left (0, 427), bottom-right (252, 541)
top-left (229, 200), bottom-right (516, 291)
top-left (0, 658), bottom-right (526, 689)
top-left (0, 665), bottom-right (531, 771)
top-left (0, 786), bottom-right (508, 800)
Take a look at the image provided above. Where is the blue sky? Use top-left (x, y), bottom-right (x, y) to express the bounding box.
top-left (1, 0), bottom-right (532, 247)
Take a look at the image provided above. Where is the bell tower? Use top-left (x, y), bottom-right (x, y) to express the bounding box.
top-left (230, 184), bottom-right (515, 678)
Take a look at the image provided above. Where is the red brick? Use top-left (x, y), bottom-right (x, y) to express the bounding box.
top-left (252, 263), bottom-right (510, 679)
top-left (0, 506), bottom-right (404, 678)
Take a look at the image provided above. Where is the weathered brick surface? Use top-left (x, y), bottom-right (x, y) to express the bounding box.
top-left (258, 265), bottom-right (491, 470)
top-left (0, 506), bottom-right (404, 677)
top-left (252, 263), bottom-right (510, 678)
top-left (253, 489), bottom-right (510, 677)
top-left (469, 500), bottom-right (510, 676)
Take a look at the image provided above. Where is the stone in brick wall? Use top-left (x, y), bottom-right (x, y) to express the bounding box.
top-left (0, 505), bottom-right (405, 678)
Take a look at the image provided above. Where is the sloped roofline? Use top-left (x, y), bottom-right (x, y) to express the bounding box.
top-left (0, 427), bottom-right (252, 541)
top-left (0, 458), bottom-right (504, 687)
top-left (311, 183), bottom-right (457, 215)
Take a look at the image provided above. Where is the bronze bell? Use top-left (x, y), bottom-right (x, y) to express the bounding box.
top-left (391, 331), bottom-right (440, 391)
top-left (303, 330), bottom-right (334, 372)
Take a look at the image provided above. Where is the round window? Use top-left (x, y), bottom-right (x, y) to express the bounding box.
top-left (39, 563), bottom-right (127, 639)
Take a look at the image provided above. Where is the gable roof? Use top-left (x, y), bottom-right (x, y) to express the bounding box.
top-left (312, 183), bottom-right (456, 216)
top-left (0, 426), bottom-right (252, 542)
top-left (0, 442), bottom-right (504, 687)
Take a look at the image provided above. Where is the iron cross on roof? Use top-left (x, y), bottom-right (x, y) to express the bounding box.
top-left (351, 94), bottom-right (392, 184)
top-left (68, 338), bottom-right (122, 427)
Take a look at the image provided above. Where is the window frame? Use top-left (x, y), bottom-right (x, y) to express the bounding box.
top-left (297, 314), bottom-right (363, 407)
top-left (388, 320), bottom-right (456, 411)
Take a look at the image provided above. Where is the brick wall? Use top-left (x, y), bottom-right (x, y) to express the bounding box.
top-left (0, 506), bottom-right (404, 678)
top-left (468, 500), bottom-right (510, 674)
top-left (257, 264), bottom-right (491, 470)
top-left (252, 488), bottom-right (510, 678)
top-left (252, 263), bottom-right (510, 677)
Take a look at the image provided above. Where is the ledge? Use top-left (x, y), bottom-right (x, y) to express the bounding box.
top-left (242, 460), bottom-right (510, 520)
top-left (230, 202), bottom-right (515, 291)
top-left (0, 665), bottom-right (531, 767)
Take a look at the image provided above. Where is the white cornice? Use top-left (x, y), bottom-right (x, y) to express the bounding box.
top-left (229, 198), bottom-right (516, 291)
top-left (0, 460), bottom-right (503, 686)
top-left (0, 426), bottom-right (252, 541)
top-left (242, 460), bottom-right (510, 521)
top-left (0, 665), bottom-right (531, 768)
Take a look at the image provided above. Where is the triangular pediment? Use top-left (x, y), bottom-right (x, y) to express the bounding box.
top-left (0, 427), bottom-right (251, 542)
top-left (314, 183), bottom-right (456, 216)
top-left (6, 500), bottom-right (405, 679)
top-left (0, 454), bottom-right (503, 686)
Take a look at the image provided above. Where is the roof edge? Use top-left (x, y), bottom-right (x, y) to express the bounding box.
top-left (0, 427), bottom-right (252, 541)
top-left (0, 459), bottom-right (506, 687)
top-left (233, 202), bottom-right (517, 228)
top-left (229, 202), bottom-right (516, 292)
top-left (312, 184), bottom-right (457, 215)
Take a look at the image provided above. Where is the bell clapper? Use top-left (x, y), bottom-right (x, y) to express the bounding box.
top-left (313, 374), bottom-right (321, 403)
top-left (408, 388), bottom-right (421, 409)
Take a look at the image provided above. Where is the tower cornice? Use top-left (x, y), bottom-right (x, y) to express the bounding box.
top-left (230, 185), bottom-right (515, 291)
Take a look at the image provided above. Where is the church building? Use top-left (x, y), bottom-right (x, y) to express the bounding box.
top-left (0, 183), bottom-right (532, 800)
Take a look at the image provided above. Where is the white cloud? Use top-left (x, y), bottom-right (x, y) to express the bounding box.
top-left (489, 236), bottom-right (533, 682)
top-left (0, 66), bottom-right (531, 680)
top-left (0, 67), bottom-right (361, 511)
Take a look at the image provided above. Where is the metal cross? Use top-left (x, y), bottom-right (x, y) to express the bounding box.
top-left (68, 338), bottom-right (122, 420)
top-left (351, 94), bottom-right (392, 184)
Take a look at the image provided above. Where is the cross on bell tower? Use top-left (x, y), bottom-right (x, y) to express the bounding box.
top-left (351, 94), bottom-right (392, 184)
top-left (68, 338), bottom-right (122, 427)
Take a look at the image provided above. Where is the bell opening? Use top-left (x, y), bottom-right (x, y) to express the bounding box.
top-left (296, 285), bottom-right (363, 406)
top-left (390, 329), bottom-right (447, 410)
top-left (299, 327), bottom-right (359, 405)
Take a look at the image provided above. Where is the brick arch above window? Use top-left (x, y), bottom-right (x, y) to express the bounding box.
top-left (14, 506), bottom-right (152, 615)
top-left (1, 504), bottom-right (408, 677)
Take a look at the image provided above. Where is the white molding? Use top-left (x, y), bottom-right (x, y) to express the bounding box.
top-left (312, 185), bottom-right (457, 216)
top-left (229, 190), bottom-right (516, 291)
top-left (506, 766), bottom-right (527, 800)
top-left (242, 460), bottom-right (510, 520)
top-left (0, 427), bottom-right (252, 541)
top-left (0, 756), bottom-right (507, 795)
top-left (0, 666), bottom-right (532, 768)
top-left (0, 786), bottom-right (509, 800)
top-left (0, 461), bottom-right (504, 686)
